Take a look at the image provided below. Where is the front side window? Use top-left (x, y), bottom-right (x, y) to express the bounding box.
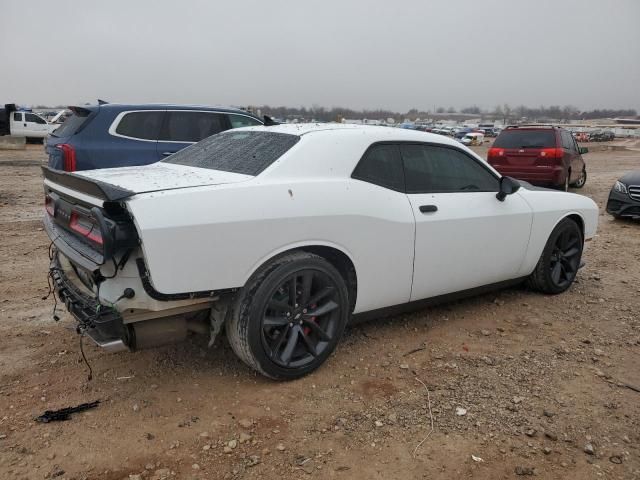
top-left (401, 144), bottom-right (499, 193)
top-left (159, 111), bottom-right (226, 143)
top-left (228, 113), bottom-right (262, 129)
top-left (25, 113), bottom-right (46, 124)
top-left (114, 111), bottom-right (164, 140)
top-left (561, 131), bottom-right (575, 151)
top-left (351, 144), bottom-right (404, 191)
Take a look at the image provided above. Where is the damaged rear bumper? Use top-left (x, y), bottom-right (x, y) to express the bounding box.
top-left (50, 252), bottom-right (130, 352)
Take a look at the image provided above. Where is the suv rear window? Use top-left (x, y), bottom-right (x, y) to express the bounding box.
top-left (163, 131), bottom-right (299, 175)
top-left (493, 129), bottom-right (556, 149)
top-left (51, 109), bottom-right (92, 137)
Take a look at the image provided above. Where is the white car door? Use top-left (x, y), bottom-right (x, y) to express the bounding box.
top-left (11, 111), bottom-right (25, 136)
top-left (24, 112), bottom-right (49, 138)
top-left (399, 143), bottom-right (533, 301)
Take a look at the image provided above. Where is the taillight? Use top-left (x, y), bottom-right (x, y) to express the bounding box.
top-left (539, 147), bottom-right (563, 159)
top-left (45, 195), bottom-right (55, 216)
top-left (488, 147), bottom-right (505, 162)
top-left (57, 143), bottom-right (76, 172)
top-left (69, 211), bottom-right (103, 245)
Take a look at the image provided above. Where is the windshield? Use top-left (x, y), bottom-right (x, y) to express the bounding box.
top-left (163, 130), bottom-right (300, 175)
top-left (493, 130), bottom-right (556, 149)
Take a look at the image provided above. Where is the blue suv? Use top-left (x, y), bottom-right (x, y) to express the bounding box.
top-left (45, 103), bottom-right (263, 171)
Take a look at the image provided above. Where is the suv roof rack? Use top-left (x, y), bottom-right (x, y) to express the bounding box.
top-left (505, 124), bottom-right (559, 129)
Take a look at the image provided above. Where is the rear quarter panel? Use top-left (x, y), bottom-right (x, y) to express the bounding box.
top-left (126, 178), bottom-right (416, 314)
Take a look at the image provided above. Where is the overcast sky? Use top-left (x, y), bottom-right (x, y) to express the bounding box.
top-left (1, 0), bottom-right (639, 112)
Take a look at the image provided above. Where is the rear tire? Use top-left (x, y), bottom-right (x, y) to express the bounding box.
top-left (527, 218), bottom-right (583, 294)
top-left (226, 251), bottom-right (349, 380)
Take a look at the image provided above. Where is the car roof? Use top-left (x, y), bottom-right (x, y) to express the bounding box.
top-left (76, 103), bottom-right (260, 118)
top-left (238, 122), bottom-right (465, 146)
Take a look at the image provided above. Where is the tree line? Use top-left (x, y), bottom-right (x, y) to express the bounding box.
top-left (256, 104), bottom-right (637, 123)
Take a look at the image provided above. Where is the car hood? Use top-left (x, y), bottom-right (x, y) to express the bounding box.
top-left (74, 162), bottom-right (253, 195)
top-left (619, 170), bottom-right (640, 185)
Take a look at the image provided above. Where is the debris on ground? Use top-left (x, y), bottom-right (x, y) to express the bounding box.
top-left (34, 400), bottom-right (100, 423)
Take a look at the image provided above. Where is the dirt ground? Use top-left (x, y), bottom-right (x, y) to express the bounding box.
top-left (0, 142), bottom-right (639, 480)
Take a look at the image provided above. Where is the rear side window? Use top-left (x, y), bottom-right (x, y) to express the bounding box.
top-left (52, 110), bottom-right (91, 137)
top-left (13, 112), bottom-right (23, 122)
top-left (401, 144), bottom-right (499, 193)
top-left (114, 111), bottom-right (164, 140)
top-left (163, 131), bottom-right (299, 175)
top-left (493, 130), bottom-right (556, 149)
top-left (352, 144), bottom-right (404, 192)
top-left (228, 114), bottom-right (262, 129)
top-left (159, 111), bottom-right (226, 142)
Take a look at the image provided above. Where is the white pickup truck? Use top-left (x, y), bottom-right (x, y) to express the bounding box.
top-left (0, 104), bottom-right (58, 140)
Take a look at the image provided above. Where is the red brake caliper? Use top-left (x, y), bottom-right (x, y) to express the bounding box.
top-left (303, 304), bottom-right (317, 335)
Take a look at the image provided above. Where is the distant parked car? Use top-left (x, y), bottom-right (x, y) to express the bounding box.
top-left (606, 171), bottom-right (640, 219)
top-left (45, 103), bottom-right (264, 171)
top-left (0, 104), bottom-right (57, 141)
top-left (460, 132), bottom-right (484, 146)
top-left (487, 125), bottom-right (588, 191)
top-left (590, 130), bottom-right (615, 142)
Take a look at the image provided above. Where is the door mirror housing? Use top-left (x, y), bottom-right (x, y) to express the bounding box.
top-left (496, 176), bottom-right (521, 202)
top-left (579, 146), bottom-right (588, 155)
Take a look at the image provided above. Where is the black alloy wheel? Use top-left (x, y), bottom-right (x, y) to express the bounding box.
top-left (528, 218), bottom-right (583, 294)
top-left (226, 252), bottom-right (349, 380)
top-left (261, 269), bottom-right (341, 368)
top-left (548, 228), bottom-right (582, 290)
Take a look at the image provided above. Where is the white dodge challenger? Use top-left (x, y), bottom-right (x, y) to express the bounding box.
top-left (43, 124), bottom-right (598, 379)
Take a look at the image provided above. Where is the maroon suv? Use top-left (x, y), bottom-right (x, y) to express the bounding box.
top-left (487, 126), bottom-right (588, 190)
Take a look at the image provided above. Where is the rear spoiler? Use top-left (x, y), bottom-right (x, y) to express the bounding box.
top-left (41, 166), bottom-right (135, 202)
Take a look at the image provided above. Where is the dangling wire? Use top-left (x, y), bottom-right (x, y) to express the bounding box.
top-left (77, 326), bottom-right (93, 381)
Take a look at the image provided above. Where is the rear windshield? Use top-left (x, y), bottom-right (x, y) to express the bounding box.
top-left (163, 131), bottom-right (300, 175)
top-left (51, 109), bottom-right (91, 137)
top-left (493, 130), bottom-right (556, 149)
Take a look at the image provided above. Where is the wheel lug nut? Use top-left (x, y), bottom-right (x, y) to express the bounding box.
top-left (303, 309), bottom-right (307, 313)
top-left (289, 322), bottom-right (293, 327)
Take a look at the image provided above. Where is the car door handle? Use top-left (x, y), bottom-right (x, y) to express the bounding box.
top-left (419, 205), bottom-right (438, 213)
top-left (161, 151), bottom-right (176, 156)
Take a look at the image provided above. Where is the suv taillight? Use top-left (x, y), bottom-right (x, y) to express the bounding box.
top-left (539, 148), bottom-right (563, 159)
top-left (487, 147), bottom-right (505, 162)
top-left (56, 144), bottom-right (76, 172)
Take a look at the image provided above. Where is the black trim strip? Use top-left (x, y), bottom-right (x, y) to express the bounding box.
top-left (42, 166), bottom-right (135, 202)
top-left (350, 277), bottom-right (528, 324)
top-left (135, 258), bottom-right (237, 301)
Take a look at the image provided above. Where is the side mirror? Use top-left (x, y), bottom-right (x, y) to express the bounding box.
top-left (579, 146), bottom-right (588, 154)
top-left (496, 176), bottom-right (521, 202)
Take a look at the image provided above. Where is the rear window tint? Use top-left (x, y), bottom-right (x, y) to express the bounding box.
top-left (163, 131), bottom-right (299, 175)
top-left (159, 111), bottom-right (226, 142)
top-left (115, 111), bottom-right (164, 140)
top-left (51, 110), bottom-right (91, 137)
top-left (493, 130), bottom-right (556, 149)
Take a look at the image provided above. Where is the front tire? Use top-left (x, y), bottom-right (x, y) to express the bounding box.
top-left (571, 167), bottom-right (587, 188)
top-left (226, 252), bottom-right (349, 380)
top-left (527, 218), bottom-right (583, 294)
